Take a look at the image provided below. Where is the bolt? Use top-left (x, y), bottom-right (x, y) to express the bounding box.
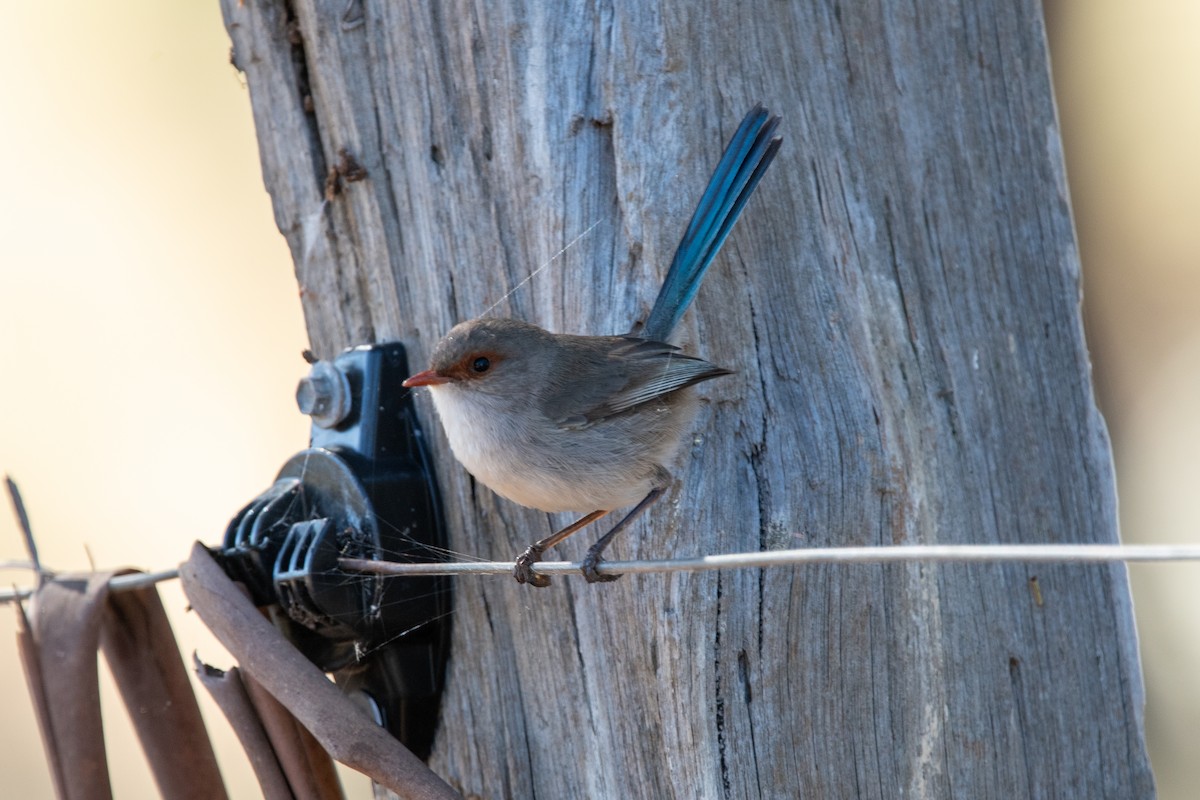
top-left (296, 360), bottom-right (351, 428)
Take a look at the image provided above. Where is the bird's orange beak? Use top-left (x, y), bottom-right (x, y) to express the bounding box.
top-left (402, 369), bottom-right (451, 387)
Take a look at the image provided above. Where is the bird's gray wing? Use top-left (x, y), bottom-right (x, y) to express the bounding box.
top-left (540, 336), bottom-right (731, 428)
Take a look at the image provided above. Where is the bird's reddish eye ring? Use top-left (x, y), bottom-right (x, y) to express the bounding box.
top-left (472, 356), bottom-right (490, 373)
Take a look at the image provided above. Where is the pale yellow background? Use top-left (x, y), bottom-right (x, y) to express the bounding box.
top-left (0, 2), bottom-right (1195, 798)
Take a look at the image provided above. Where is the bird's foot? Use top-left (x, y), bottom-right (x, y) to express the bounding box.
top-left (581, 550), bottom-right (621, 584)
top-left (514, 545), bottom-right (552, 587)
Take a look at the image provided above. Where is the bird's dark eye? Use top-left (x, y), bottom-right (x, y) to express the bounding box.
top-left (472, 356), bottom-right (490, 373)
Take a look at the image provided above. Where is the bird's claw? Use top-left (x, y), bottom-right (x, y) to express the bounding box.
top-left (514, 546), bottom-right (552, 587)
top-left (581, 551), bottom-right (621, 583)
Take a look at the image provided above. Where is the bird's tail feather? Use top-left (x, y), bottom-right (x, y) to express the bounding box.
top-left (640, 103), bottom-right (782, 342)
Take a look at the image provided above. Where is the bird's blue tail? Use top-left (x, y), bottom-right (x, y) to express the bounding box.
top-left (640, 104), bottom-right (782, 342)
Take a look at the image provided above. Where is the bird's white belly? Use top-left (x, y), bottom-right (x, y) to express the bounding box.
top-left (429, 384), bottom-right (659, 512)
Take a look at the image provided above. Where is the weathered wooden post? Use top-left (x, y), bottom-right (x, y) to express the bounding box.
top-left (222, 1), bottom-right (1154, 796)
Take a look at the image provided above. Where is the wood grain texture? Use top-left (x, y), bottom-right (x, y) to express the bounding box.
top-left (221, 1), bottom-right (1154, 797)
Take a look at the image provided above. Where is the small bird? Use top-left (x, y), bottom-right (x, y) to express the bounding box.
top-left (404, 104), bottom-right (782, 586)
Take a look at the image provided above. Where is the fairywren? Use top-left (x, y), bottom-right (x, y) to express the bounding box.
top-left (404, 104), bottom-right (782, 586)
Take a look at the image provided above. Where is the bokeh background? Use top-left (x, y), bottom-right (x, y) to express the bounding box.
top-left (0, 3), bottom-right (1195, 797)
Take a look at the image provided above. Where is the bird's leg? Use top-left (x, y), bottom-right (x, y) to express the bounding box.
top-left (514, 509), bottom-right (609, 587)
top-left (580, 487), bottom-right (665, 583)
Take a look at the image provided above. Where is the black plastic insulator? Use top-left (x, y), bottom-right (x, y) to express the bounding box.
top-left (215, 342), bottom-right (450, 759)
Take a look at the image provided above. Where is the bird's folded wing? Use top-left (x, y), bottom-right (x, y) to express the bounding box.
top-left (543, 336), bottom-right (730, 427)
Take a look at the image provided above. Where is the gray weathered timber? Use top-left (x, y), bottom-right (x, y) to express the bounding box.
top-left (220, 1), bottom-right (1154, 797)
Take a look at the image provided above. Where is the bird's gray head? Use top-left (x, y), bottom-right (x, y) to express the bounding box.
top-left (403, 317), bottom-right (552, 395)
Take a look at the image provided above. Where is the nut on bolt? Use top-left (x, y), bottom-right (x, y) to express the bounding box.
top-left (296, 360), bottom-right (352, 428)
